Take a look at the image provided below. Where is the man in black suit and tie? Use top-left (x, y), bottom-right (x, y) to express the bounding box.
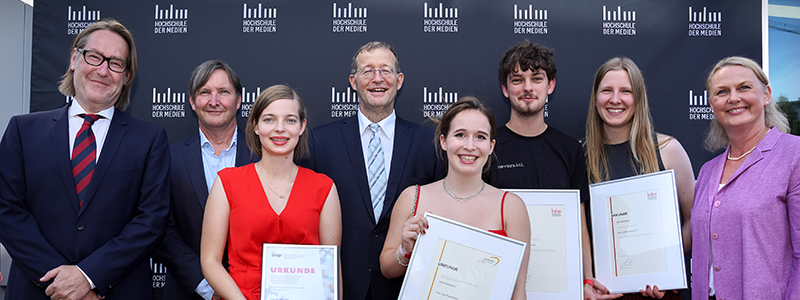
top-left (0, 19), bottom-right (169, 300)
top-left (156, 60), bottom-right (257, 300)
top-left (302, 41), bottom-right (445, 300)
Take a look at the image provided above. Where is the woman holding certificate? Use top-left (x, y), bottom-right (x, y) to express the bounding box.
top-left (691, 56), bottom-right (799, 300)
top-left (380, 97), bottom-right (531, 299)
top-left (583, 57), bottom-right (695, 299)
top-left (200, 85), bottom-right (342, 300)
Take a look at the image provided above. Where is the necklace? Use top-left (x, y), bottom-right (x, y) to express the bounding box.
top-left (442, 179), bottom-right (485, 203)
top-left (258, 164), bottom-right (296, 199)
top-left (726, 129), bottom-right (768, 161)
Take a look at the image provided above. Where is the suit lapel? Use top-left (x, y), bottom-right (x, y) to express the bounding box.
top-left (79, 110), bottom-right (129, 213)
top-left (341, 117), bottom-right (375, 223)
top-left (184, 135), bottom-right (210, 209)
top-left (51, 107), bottom-right (81, 213)
top-left (383, 117), bottom-right (412, 220)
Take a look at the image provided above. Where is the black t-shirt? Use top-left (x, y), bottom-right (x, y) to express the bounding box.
top-left (489, 125), bottom-right (590, 203)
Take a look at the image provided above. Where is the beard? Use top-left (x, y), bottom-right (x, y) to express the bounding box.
top-left (510, 95), bottom-right (545, 117)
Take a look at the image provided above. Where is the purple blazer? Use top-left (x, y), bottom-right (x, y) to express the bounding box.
top-left (691, 128), bottom-right (800, 300)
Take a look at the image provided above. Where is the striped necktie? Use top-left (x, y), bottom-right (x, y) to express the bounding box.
top-left (367, 123), bottom-right (387, 223)
top-left (72, 114), bottom-right (100, 207)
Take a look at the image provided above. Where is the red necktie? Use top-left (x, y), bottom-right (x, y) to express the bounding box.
top-left (72, 114), bottom-right (100, 207)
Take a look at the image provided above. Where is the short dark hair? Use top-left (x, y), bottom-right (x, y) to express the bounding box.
top-left (350, 41), bottom-right (401, 75)
top-left (188, 60), bottom-right (242, 99)
top-left (498, 40), bottom-right (556, 87)
top-left (434, 96), bottom-right (497, 174)
top-left (246, 84), bottom-right (309, 160)
top-left (58, 19), bottom-right (137, 111)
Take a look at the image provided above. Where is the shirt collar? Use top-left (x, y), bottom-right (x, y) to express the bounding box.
top-left (357, 109), bottom-right (396, 140)
top-left (198, 126), bottom-right (238, 151)
top-left (68, 100), bottom-right (115, 120)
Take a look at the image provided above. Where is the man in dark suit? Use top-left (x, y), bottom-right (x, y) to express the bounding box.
top-left (0, 19), bottom-right (169, 300)
top-left (156, 60), bottom-right (256, 300)
top-left (301, 41), bottom-right (445, 300)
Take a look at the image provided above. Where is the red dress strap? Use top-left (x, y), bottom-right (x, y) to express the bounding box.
top-left (500, 191), bottom-right (507, 232)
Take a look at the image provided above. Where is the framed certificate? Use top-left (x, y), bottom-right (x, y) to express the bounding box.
top-left (589, 169), bottom-right (687, 293)
top-left (398, 213), bottom-right (527, 300)
top-left (505, 189), bottom-right (584, 300)
top-left (261, 244), bottom-right (338, 300)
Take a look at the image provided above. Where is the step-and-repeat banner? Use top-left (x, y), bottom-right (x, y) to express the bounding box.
top-left (31, 0), bottom-right (758, 292)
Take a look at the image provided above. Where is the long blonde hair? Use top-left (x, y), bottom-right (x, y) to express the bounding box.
top-left (584, 57), bottom-right (660, 183)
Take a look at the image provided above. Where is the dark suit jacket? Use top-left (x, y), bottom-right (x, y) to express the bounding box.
top-left (0, 106), bottom-right (170, 300)
top-left (156, 129), bottom-right (256, 300)
top-left (301, 115), bottom-right (445, 300)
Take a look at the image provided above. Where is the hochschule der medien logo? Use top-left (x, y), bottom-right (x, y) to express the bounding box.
top-left (66, 5), bottom-right (100, 35)
top-left (423, 3), bottom-right (458, 33)
top-left (422, 86), bottom-right (458, 118)
top-left (154, 4), bottom-right (188, 34)
top-left (513, 4), bottom-right (548, 35)
top-left (240, 86), bottom-right (262, 118)
top-left (688, 7), bottom-right (722, 37)
top-left (333, 3), bottom-right (367, 33)
top-left (151, 87), bottom-right (186, 118)
top-left (330, 86), bottom-right (359, 118)
top-left (601, 5), bottom-right (636, 36)
top-left (688, 89), bottom-right (715, 121)
top-left (243, 3), bottom-right (277, 33)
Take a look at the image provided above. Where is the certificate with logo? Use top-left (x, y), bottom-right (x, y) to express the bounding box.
top-left (261, 244), bottom-right (338, 300)
top-left (505, 189), bottom-right (584, 300)
top-left (398, 213), bottom-right (527, 300)
top-left (589, 170), bottom-right (687, 293)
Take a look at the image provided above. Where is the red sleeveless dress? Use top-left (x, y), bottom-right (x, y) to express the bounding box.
top-left (218, 164), bottom-right (333, 300)
top-left (412, 185), bottom-right (508, 236)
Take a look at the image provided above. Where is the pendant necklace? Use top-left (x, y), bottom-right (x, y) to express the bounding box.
top-left (442, 179), bottom-right (485, 203)
top-left (260, 164), bottom-right (296, 199)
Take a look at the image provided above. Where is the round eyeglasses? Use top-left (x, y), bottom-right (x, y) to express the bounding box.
top-left (77, 48), bottom-right (128, 73)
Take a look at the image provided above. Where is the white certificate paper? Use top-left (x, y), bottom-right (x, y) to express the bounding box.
top-left (507, 189), bottom-right (583, 300)
top-left (261, 244), bottom-right (338, 300)
top-left (590, 170), bottom-right (687, 293)
top-left (398, 213), bottom-right (527, 300)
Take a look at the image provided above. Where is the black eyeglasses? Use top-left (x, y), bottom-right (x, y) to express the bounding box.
top-left (77, 48), bottom-right (128, 73)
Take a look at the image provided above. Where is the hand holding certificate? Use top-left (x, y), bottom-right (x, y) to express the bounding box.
top-left (589, 170), bottom-right (687, 293)
top-left (398, 213), bottom-right (527, 300)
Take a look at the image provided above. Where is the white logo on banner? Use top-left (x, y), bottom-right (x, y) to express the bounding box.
top-left (333, 3), bottom-right (367, 33)
top-left (331, 87), bottom-right (359, 118)
top-left (243, 3), bottom-right (277, 33)
top-left (423, 3), bottom-right (458, 33)
top-left (152, 87), bottom-right (186, 118)
top-left (154, 4), bottom-right (188, 34)
top-left (688, 7), bottom-right (722, 37)
top-left (513, 4), bottom-right (548, 34)
top-left (422, 86), bottom-right (458, 117)
top-left (688, 90), bottom-right (715, 120)
top-left (150, 258), bottom-right (166, 288)
top-left (240, 86), bottom-right (262, 118)
top-left (67, 6), bottom-right (100, 35)
top-left (602, 5), bottom-right (636, 36)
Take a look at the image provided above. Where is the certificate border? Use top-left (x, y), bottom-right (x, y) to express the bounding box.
top-left (505, 189), bottom-right (584, 300)
top-left (589, 169), bottom-right (687, 293)
top-left (397, 213), bottom-right (527, 300)
top-left (261, 243), bottom-right (339, 300)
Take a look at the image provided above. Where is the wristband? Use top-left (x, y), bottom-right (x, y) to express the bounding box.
top-left (396, 247), bottom-right (409, 267)
top-left (583, 279), bottom-right (594, 287)
top-left (398, 245), bottom-right (412, 258)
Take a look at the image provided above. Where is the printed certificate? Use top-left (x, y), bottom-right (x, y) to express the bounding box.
top-left (261, 244), bottom-right (338, 300)
top-left (589, 170), bottom-right (687, 293)
top-left (506, 189), bottom-right (584, 300)
top-left (398, 213), bottom-right (527, 300)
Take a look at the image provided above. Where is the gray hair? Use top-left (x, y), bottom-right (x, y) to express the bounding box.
top-left (350, 41), bottom-right (401, 75)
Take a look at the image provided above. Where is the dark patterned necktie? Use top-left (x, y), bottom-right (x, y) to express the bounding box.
top-left (72, 114), bottom-right (100, 207)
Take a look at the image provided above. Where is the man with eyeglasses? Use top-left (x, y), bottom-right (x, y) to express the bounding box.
top-left (0, 19), bottom-right (169, 300)
top-left (301, 41), bottom-right (445, 300)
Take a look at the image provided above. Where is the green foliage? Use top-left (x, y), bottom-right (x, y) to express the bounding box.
top-left (776, 94), bottom-right (799, 135)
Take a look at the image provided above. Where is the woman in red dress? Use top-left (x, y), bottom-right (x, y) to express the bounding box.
top-left (201, 84), bottom-right (342, 300)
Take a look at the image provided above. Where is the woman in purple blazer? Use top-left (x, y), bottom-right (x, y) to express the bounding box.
top-left (692, 56), bottom-right (800, 300)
